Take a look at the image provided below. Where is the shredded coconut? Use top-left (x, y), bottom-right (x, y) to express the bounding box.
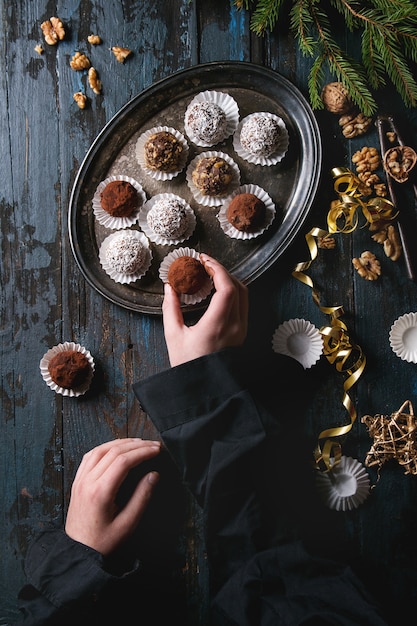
top-left (147, 199), bottom-right (189, 238)
top-left (240, 114), bottom-right (282, 157)
top-left (185, 101), bottom-right (227, 144)
top-left (105, 232), bottom-right (146, 274)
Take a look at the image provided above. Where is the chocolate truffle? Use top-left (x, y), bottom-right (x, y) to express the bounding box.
top-left (167, 255), bottom-right (208, 295)
top-left (239, 113), bottom-right (282, 158)
top-left (105, 231), bottom-right (148, 275)
top-left (144, 130), bottom-right (184, 172)
top-left (48, 350), bottom-right (91, 389)
top-left (100, 180), bottom-right (139, 217)
top-left (191, 155), bottom-right (233, 196)
top-left (227, 193), bottom-right (266, 232)
top-left (185, 101), bottom-right (227, 145)
top-left (147, 198), bottom-right (189, 239)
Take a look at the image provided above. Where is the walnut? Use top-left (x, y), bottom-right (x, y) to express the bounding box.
top-left (111, 46), bottom-right (132, 63)
top-left (374, 182), bottom-right (387, 197)
top-left (41, 17), bottom-right (65, 45)
top-left (352, 251), bottom-right (381, 280)
top-left (383, 224), bottom-right (402, 261)
top-left (339, 112), bottom-right (373, 138)
top-left (386, 131), bottom-right (397, 143)
top-left (88, 34), bottom-right (102, 45)
top-left (318, 235), bottom-right (336, 249)
top-left (352, 146), bottom-right (381, 173)
top-left (88, 67), bottom-right (102, 94)
top-left (321, 82), bottom-right (354, 115)
top-left (73, 92), bottom-right (88, 109)
top-left (371, 227), bottom-right (388, 244)
top-left (358, 171), bottom-right (381, 187)
top-left (34, 44), bottom-right (44, 55)
top-left (383, 145), bottom-right (417, 183)
top-left (70, 52), bottom-right (91, 71)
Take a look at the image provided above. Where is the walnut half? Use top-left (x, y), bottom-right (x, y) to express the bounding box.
top-left (41, 17), bottom-right (65, 45)
top-left (352, 251), bottom-right (381, 280)
top-left (111, 46), bottom-right (132, 63)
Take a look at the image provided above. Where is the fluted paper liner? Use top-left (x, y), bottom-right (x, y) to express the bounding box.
top-left (40, 342), bottom-right (95, 397)
top-left (92, 175), bottom-right (146, 229)
top-left (186, 150), bottom-right (240, 207)
top-left (233, 112), bottom-right (289, 166)
top-left (389, 312), bottom-right (417, 363)
top-left (135, 126), bottom-right (189, 180)
top-left (159, 247), bottom-right (213, 305)
top-left (315, 456), bottom-right (371, 511)
top-left (184, 90), bottom-right (239, 147)
top-left (217, 184), bottom-right (276, 240)
top-left (272, 318), bottom-right (323, 369)
top-left (138, 193), bottom-right (196, 245)
top-left (99, 230), bottom-right (152, 284)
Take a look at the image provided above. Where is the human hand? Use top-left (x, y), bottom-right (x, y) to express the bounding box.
top-left (65, 438), bottom-right (161, 555)
top-left (162, 253), bottom-right (248, 367)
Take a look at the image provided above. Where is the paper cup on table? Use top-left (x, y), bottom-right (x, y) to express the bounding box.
top-left (272, 318), bottom-right (323, 369)
top-left (40, 341), bottom-right (95, 397)
top-left (389, 312), bottom-right (417, 363)
top-left (315, 456), bottom-right (371, 511)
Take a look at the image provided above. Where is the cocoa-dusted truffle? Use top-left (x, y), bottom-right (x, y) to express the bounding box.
top-left (100, 180), bottom-right (139, 217)
top-left (191, 155), bottom-right (233, 196)
top-left (144, 130), bottom-right (184, 172)
top-left (167, 255), bottom-right (208, 295)
top-left (227, 193), bottom-right (266, 232)
top-left (48, 350), bottom-right (91, 389)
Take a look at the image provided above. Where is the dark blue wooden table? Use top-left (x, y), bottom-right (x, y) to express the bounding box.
top-left (2, 1), bottom-right (417, 623)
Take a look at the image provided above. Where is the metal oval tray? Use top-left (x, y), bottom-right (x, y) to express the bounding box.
top-left (69, 61), bottom-right (322, 314)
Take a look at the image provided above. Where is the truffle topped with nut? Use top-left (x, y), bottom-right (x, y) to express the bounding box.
top-left (144, 130), bottom-right (185, 172)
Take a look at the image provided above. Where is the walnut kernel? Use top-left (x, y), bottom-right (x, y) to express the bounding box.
top-left (73, 92), bottom-right (88, 109)
top-left (339, 112), bottom-right (373, 138)
top-left (318, 235), bottom-right (336, 249)
top-left (383, 224), bottom-right (402, 261)
top-left (111, 46), bottom-right (132, 63)
top-left (88, 67), bottom-right (102, 94)
top-left (321, 82), bottom-right (354, 115)
top-left (70, 52), bottom-right (91, 71)
top-left (352, 251), bottom-right (381, 280)
top-left (34, 44), bottom-right (44, 55)
top-left (41, 17), bottom-right (65, 45)
top-left (88, 34), bottom-right (102, 45)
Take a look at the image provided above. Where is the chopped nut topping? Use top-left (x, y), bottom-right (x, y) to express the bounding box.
top-left (73, 92), bottom-right (88, 109)
top-left (111, 46), bottom-right (132, 63)
top-left (70, 52), bottom-right (91, 71)
top-left (88, 34), bottom-right (102, 45)
top-left (352, 251), bottom-right (381, 280)
top-left (339, 112), bottom-right (373, 138)
top-left (34, 44), bottom-right (44, 55)
top-left (88, 67), bottom-right (102, 94)
top-left (41, 17), bottom-right (65, 45)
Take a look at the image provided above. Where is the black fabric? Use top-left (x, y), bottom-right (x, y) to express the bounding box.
top-left (16, 347), bottom-right (388, 625)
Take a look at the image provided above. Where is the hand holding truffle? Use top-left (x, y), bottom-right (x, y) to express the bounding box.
top-left (162, 254), bottom-right (248, 367)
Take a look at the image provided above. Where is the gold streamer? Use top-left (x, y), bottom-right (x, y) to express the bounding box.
top-left (292, 167), bottom-right (396, 472)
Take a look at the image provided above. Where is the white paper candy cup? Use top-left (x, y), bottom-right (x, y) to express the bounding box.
top-left (135, 126), bottom-right (189, 180)
top-left (99, 230), bottom-right (152, 284)
top-left (40, 342), bottom-right (95, 397)
top-left (138, 193), bottom-right (196, 245)
top-left (389, 312), bottom-right (417, 363)
top-left (159, 247), bottom-right (213, 305)
top-left (315, 456), bottom-right (371, 511)
top-left (217, 184), bottom-right (276, 240)
top-left (184, 90), bottom-right (239, 147)
top-left (93, 176), bottom-right (146, 230)
top-left (272, 318), bottom-right (323, 369)
top-left (233, 112), bottom-right (289, 166)
top-left (186, 150), bottom-right (240, 207)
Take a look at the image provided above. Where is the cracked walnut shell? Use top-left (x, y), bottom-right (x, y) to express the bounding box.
top-left (383, 145), bottom-right (417, 183)
top-left (41, 17), bottom-right (65, 45)
top-left (352, 251), bottom-right (381, 280)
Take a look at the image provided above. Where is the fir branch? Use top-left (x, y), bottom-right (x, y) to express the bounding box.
top-left (232, 0), bottom-right (417, 114)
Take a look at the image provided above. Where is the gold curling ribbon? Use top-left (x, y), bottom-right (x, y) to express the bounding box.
top-left (292, 167), bottom-right (393, 472)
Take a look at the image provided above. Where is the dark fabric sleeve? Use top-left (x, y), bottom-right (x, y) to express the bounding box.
top-left (16, 527), bottom-right (140, 625)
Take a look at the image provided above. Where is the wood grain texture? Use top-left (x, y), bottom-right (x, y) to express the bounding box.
top-left (1, 1), bottom-right (417, 624)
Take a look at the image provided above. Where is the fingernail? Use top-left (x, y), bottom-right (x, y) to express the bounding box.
top-left (148, 471), bottom-right (160, 485)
